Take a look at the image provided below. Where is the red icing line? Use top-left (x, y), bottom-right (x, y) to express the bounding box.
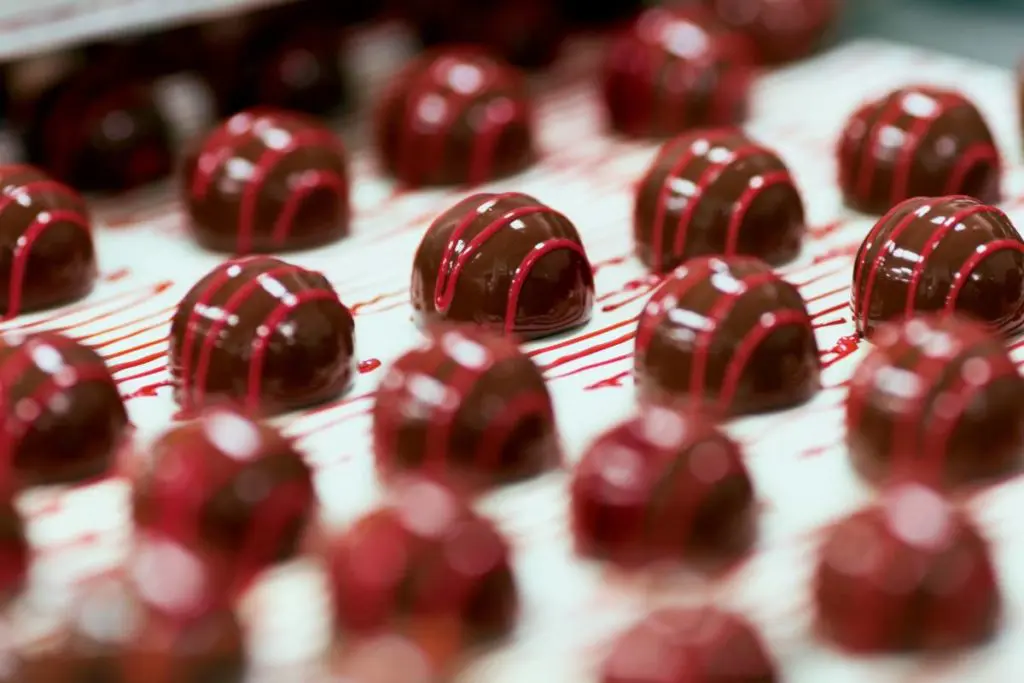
top-left (504, 237), bottom-right (587, 335)
top-left (904, 201), bottom-right (993, 316)
top-left (6, 209), bottom-right (91, 320)
top-left (177, 259), bottom-right (257, 408)
top-left (189, 264), bottom-right (329, 410)
top-left (855, 198), bottom-right (931, 328)
top-left (723, 170), bottom-right (793, 255)
top-left (246, 288), bottom-right (339, 411)
top-left (270, 170), bottom-right (347, 246)
top-left (717, 309), bottom-right (809, 412)
top-left (945, 239), bottom-right (1024, 312)
top-left (668, 143), bottom-right (764, 259)
top-left (944, 143), bottom-right (1000, 196)
top-left (888, 92), bottom-right (958, 204)
top-left (688, 271), bottom-right (779, 401)
top-left (635, 258), bottom-right (715, 354)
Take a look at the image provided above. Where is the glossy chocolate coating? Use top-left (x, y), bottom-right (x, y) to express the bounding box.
top-left (0, 165), bottom-right (95, 317)
top-left (400, 0), bottom-right (565, 69)
top-left (635, 256), bottom-right (820, 416)
top-left (0, 330), bottom-right (128, 487)
top-left (602, 6), bottom-right (755, 138)
top-left (815, 484), bottom-right (1000, 652)
top-left (852, 196), bottom-right (1024, 338)
top-left (327, 478), bottom-right (518, 640)
top-left (376, 48), bottom-right (536, 188)
top-left (169, 256), bottom-right (355, 416)
top-left (571, 407), bottom-right (755, 566)
top-left (183, 109), bottom-right (350, 254)
top-left (0, 497), bottom-right (28, 601)
top-left (411, 192), bottom-right (594, 339)
top-left (703, 0), bottom-right (839, 64)
top-left (838, 86), bottom-right (1001, 215)
top-left (373, 325), bottom-right (559, 488)
top-left (24, 65), bottom-right (174, 194)
top-left (846, 315), bottom-right (1024, 487)
top-left (602, 607), bottom-right (778, 683)
top-left (133, 407), bottom-right (316, 591)
top-left (15, 572), bottom-right (246, 682)
top-left (635, 129), bottom-right (805, 273)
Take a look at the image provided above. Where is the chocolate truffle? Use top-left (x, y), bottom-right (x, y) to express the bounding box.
top-left (0, 330), bottom-right (128, 487)
top-left (846, 315), bottom-right (1024, 487)
top-left (327, 477), bottom-right (517, 640)
top-left (24, 66), bottom-right (174, 194)
top-left (837, 86), bottom-right (1001, 215)
top-left (16, 567), bottom-right (246, 682)
top-left (169, 256), bottom-right (355, 416)
top-left (0, 165), bottom-right (96, 318)
top-left (602, 606), bottom-right (778, 683)
top-left (703, 0), bottom-right (839, 64)
top-left (815, 484), bottom-right (1000, 652)
top-left (0, 497), bottom-right (28, 601)
top-left (635, 129), bottom-right (805, 273)
top-left (373, 325), bottom-right (558, 488)
top-left (602, 6), bottom-right (755, 138)
top-left (399, 0), bottom-right (566, 69)
top-left (183, 109), bottom-right (350, 254)
top-left (376, 48), bottom-right (536, 188)
top-left (411, 192), bottom-right (594, 339)
top-left (852, 195), bottom-right (1024, 338)
top-left (635, 256), bottom-right (820, 416)
top-left (133, 407), bottom-right (316, 591)
top-left (571, 407), bottom-right (755, 566)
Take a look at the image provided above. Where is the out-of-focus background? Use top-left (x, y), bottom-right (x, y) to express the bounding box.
top-left (848, 0), bottom-right (1023, 67)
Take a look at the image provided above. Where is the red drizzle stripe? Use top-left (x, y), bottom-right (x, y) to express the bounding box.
top-left (504, 238), bottom-right (588, 335)
top-left (944, 143), bottom-right (1000, 196)
top-left (717, 309), bottom-right (809, 412)
top-left (723, 170), bottom-right (793, 255)
top-left (855, 198), bottom-right (932, 329)
top-left (635, 258), bottom-right (715, 354)
top-left (689, 271), bottom-right (779, 401)
top-left (904, 201), bottom-right (992, 316)
top-left (6, 210), bottom-right (91, 320)
top-left (945, 239), bottom-right (1024, 311)
top-left (669, 143), bottom-right (764, 258)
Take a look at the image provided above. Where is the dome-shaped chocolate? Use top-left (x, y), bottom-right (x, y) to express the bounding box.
top-left (373, 325), bottom-right (559, 489)
top-left (852, 195), bottom-right (1024, 338)
top-left (376, 48), bottom-right (536, 187)
top-left (635, 256), bottom-right (820, 416)
top-left (846, 315), bottom-right (1024, 487)
top-left (0, 330), bottom-right (128, 488)
top-left (838, 86), bottom-right (1001, 215)
top-left (183, 109), bottom-right (350, 254)
top-left (0, 165), bottom-right (95, 318)
top-left (602, 6), bottom-right (755, 138)
top-left (169, 256), bottom-right (355, 416)
top-left (635, 129), bottom-right (805, 273)
top-left (411, 192), bottom-right (594, 339)
top-left (815, 485), bottom-right (1000, 652)
top-left (571, 408), bottom-right (755, 566)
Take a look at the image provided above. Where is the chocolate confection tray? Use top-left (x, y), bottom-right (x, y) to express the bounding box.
top-left (5, 30), bottom-right (1024, 681)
